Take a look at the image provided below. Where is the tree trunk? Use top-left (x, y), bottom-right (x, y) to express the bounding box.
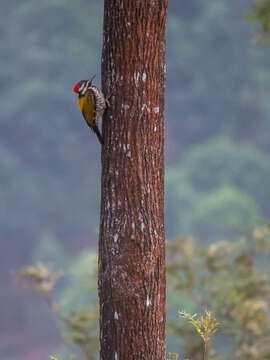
top-left (99, 1), bottom-right (168, 360)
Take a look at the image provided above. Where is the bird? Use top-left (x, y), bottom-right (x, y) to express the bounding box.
top-left (72, 76), bottom-right (107, 145)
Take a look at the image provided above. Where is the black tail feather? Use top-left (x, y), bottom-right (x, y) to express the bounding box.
top-left (92, 125), bottom-right (104, 145)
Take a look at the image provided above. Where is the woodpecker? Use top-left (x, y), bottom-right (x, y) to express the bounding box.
top-left (72, 76), bottom-right (107, 145)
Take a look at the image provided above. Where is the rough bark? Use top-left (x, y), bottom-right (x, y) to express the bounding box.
top-left (99, 1), bottom-right (167, 360)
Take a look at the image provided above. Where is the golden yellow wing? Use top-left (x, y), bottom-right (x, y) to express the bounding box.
top-left (77, 91), bottom-right (104, 144)
top-left (78, 91), bottom-right (95, 129)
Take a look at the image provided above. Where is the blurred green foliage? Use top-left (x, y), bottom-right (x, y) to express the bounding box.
top-left (247, 0), bottom-right (270, 39)
top-left (166, 225), bottom-right (270, 359)
top-left (166, 0), bottom-right (270, 153)
top-left (166, 137), bottom-right (265, 239)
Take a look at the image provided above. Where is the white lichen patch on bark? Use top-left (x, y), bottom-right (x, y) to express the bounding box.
top-left (122, 104), bottom-right (130, 111)
top-left (142, 72), bottom-right (147, 82)
top-left (142, 104), bottom-right (147, 111)
top-left (134, 71), bottom-right (139, 86)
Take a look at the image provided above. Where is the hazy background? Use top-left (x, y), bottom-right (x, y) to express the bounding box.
top-left (2, 0), bottom-right (270, 358)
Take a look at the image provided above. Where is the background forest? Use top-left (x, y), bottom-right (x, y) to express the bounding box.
top-left (2, 0), bottom-right (270, 359)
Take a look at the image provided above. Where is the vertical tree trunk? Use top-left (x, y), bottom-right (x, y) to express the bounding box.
top-left (99, 1), bottom-right (168, 360)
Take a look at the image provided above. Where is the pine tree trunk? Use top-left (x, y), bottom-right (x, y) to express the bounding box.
top-left (99, 1), bottom-right (168, 359)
